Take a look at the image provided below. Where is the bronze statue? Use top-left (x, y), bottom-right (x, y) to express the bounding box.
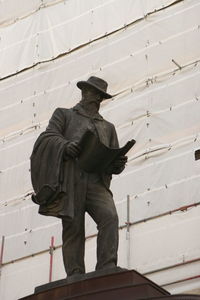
top-left (31, 76), bottom-right (128, 277)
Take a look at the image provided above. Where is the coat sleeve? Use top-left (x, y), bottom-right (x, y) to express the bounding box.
top-left (46, 107), bottom-right (67, 135)
top-left (109, 123), bottom-right (119, 148)
top-left (108, 123), bottom-right (127, 175)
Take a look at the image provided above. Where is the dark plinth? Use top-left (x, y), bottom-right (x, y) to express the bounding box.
top-left (141, 297), bottom-right (200, 300)
top-left (18, 269), bottom-right (200, 300)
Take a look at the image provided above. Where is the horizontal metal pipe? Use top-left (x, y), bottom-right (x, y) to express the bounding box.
top-left (125, 201), bottom-right (200, 228)
top-left (162, 274), bottom-right (200, 287)
top-left (144, 257), bottom-right (200, 276)
top-left (1, 202), bottom-right (200, 269)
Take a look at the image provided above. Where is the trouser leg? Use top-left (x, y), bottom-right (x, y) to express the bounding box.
top-left (86, 176), bottom-right (119, 270)
top-left (61, 166), bottom-right (88, 276)
top-left (61, 169), bottom-right (87, 276)
top-left (62, 214), bottom-right (85, 276)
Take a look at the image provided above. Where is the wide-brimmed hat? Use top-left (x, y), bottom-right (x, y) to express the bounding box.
top-left (77, 76), bottom-right (112, 99)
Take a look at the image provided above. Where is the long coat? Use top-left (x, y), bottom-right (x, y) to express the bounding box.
top-left (30, 103), bottom-right (119, 219)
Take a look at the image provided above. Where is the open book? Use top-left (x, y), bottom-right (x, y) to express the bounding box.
top-left (78, 130), bottom-right (136, 173)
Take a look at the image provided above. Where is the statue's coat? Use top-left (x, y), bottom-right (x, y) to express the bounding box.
top-left (31, 104), bottom-right (119, 219)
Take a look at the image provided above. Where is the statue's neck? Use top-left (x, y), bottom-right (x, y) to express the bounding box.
top-left (80, 99), bottom-right (100, 116)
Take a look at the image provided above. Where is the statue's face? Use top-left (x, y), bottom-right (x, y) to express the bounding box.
top-left (82, 86), bottom-right (104, 103)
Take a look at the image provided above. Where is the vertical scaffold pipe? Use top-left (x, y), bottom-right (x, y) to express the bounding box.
top-left (0, 236), bottom-right (5, 277)
top-left (126, 195), bottom-right (130, 269)
top-left (49, 236), bottom-right (55, 283)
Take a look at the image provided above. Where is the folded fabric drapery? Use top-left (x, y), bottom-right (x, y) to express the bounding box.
top-left (30, 130), bottom-right (74, 220)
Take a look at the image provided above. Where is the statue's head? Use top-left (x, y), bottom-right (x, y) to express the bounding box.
top-left (77, 76), bottom-right (112, 102)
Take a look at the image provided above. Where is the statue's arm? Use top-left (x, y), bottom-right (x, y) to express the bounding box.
top-left (109, 124), bottom-right (119, 148)
top-left (108, 124), bottom-right (127, 174)
top-left (46, 108), bottom-right (80, 158)
top-left (46, 108), bottom-right (66, 134)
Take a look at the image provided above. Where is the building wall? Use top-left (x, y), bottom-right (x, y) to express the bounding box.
top-left (0, 0), bottom-right (200, 299)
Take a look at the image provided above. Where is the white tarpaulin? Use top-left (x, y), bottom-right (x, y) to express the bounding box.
top-left (1, 62), bottom-right (200, 261)
top-left (0, 0), bottom-right (179, 27)
top-left (0, 0), bottom-right (60, 25)
top-left (1, 206), bottom-right (200, 299)
top-left (1, 0), bottom-right (200, 137)
top-left (0, 0), bottom-right (183, 78)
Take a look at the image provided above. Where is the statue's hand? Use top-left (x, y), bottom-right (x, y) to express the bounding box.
top-left (106, 156), bottom-right (127, 174)
top-left (65, 141), bottom-right (81, 159)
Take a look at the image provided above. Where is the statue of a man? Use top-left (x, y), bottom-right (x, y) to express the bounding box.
top-left (31, 76), bottom-right (127, 277)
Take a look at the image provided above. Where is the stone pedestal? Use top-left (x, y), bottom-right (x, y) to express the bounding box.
top-left (19, 269), bottom-right (200, 300)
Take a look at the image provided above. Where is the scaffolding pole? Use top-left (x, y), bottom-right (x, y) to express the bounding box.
top-left (0, 236), bottom-right (5, 277)
top-left (126, 195), bottom-right (131, 269)
top-left (49, 236), bottom-right (55, 283)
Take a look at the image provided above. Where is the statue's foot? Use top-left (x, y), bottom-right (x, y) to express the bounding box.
top-left (96, 264), bottom-right (128, 272)
top-left (66, 272), bottom-right (85, 283)
top-left (66, 266), bottom-right (128, 283)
